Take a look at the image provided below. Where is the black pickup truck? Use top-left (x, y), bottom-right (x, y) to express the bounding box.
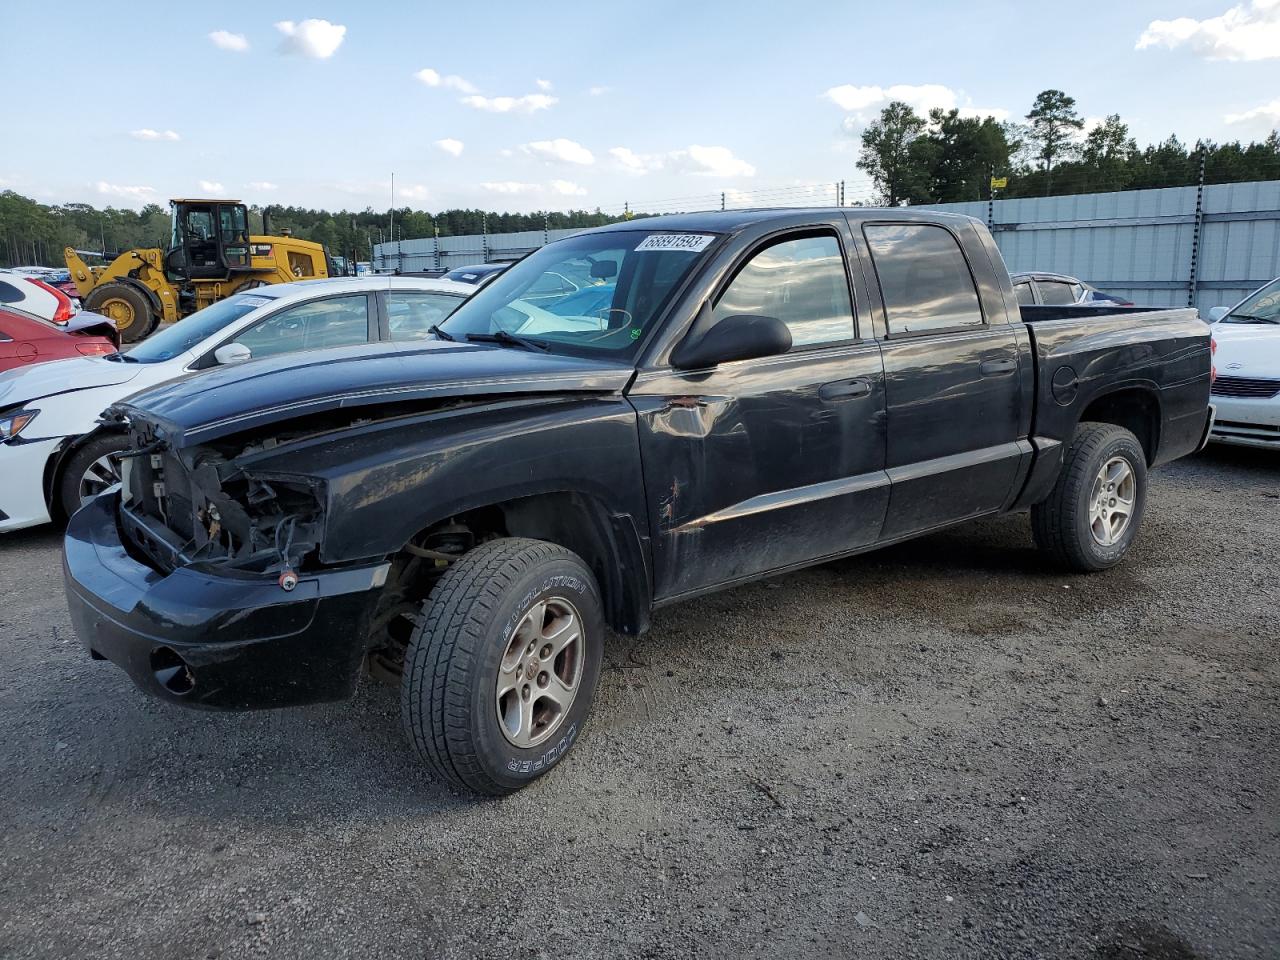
top-left (63, 208), bottom-right (1213, 794)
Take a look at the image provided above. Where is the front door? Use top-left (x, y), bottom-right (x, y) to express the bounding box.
top-left (629, 228), bottom-right (889, 601)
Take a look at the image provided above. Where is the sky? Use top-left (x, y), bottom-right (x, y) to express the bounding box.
top-left (3, 0), bottom-right (1279, 215)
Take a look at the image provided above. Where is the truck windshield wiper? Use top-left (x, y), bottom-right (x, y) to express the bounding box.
top-left (428, 325), bottom-right (456, 341)
top-left (464, 330), bottom-right (549, 352)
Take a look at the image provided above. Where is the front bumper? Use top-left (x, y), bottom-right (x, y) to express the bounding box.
top-left (0, 436), bottom-right (59, 532)
top-left (63, 492), bottom-right (389, 710)
top-left (1209, 395), bottom-right (1280, 449)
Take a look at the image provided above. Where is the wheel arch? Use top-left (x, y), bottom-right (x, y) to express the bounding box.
top-left (402, 490), bottom-right (653, 637)
top-left (1075, 384), bottom-right (1162, 464)
top-left (45, 426), bottom-right (128, 521)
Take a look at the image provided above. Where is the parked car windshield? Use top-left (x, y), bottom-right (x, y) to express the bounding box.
top-left (1223, 278), bottom-right (1280, 324)
top-left (437, 230), bottom-right (716, 357)
top-left (114, 293), bottom-right (278, 363)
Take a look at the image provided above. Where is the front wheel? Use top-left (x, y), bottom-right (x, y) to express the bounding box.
top-left (58, 432), bottom-right (130, 520)
top-left (401, 538), bottom-right (604, 795)
top-left (1032, 422), bottom-right (1148, 572)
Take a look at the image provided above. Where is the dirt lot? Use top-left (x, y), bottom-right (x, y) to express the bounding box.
top-left (0, 445), bottom-right (1276, 960)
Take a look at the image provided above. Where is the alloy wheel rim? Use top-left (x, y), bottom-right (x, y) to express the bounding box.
top-left (1088, 455), bottom-right (1136, 546)
top-left (79, 453), bottom-right (122, 504)
top-left (495, 596), bottom-right (584, 748)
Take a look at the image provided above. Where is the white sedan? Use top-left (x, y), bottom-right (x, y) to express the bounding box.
top-left (1206, 278), bottom-right (1280, 449)
top-left (0, 269), bottom-right (78, 324)
top-left (0, 275), bottom-right (471, 532)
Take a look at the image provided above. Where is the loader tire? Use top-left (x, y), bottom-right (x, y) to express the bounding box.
top-left (84, 283), bottom-right (155, 343)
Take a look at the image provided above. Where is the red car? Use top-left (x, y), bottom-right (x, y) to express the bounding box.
top-left (0, 305), bottom-right (119, 373)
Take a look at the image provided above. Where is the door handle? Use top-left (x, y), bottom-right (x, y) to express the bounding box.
top-left (819, 378), bottom-right (873, 401)
top-left (979, 357), bottom-right (1017, 376)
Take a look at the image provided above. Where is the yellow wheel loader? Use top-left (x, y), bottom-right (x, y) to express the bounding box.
top-left (65, 199), bottom-right (330, 342)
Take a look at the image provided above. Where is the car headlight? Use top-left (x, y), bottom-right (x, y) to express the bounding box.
top-left (0, 408), bottom-right (39, 441)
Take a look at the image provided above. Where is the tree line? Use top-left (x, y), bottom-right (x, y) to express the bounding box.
top-left (856, 88), bottom-right (1280, 205)
top-left (0, 192), bottom-right (628, 268)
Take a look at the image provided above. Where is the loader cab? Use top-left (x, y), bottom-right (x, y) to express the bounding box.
top-left (164, 199), bottom-right (252, 282)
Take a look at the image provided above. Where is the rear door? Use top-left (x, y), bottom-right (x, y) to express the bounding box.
top-left (629, 224), bottom-right (888, 600)
top-left (857, 219), bottom-right (1027, 539)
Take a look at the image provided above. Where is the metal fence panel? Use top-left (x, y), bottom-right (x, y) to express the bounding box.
top-left (921, 180), bottom-right (1280, 310)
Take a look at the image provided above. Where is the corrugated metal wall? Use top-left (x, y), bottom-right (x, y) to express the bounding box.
top-left (374, 180), bottom-right (1280, 310)
top-left (373, 227), bottom-right (583, 273)
top-left (923, 180), bottom-right (1280, 309)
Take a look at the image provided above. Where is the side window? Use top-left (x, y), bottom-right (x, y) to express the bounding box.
top-left (863, 223), bottom-right (984, 335)
top-left (1037, 280), bottom-right (1077, 305)
top-left (232, 294), bottom-right (370, 359)
top-left (714, 234), bottom-right (855, 349)
top-left (1013, 281), bottom-right (1036, 305)
top-left (386, 292), bottom-right (462, 341)
top-left (0, 281), bottom-right (23, 304)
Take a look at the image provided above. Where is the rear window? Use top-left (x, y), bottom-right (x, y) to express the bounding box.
top-left (863, 223), bottom-right (984, 335)
top-left (1037, 280), bottom-right (1077, 305)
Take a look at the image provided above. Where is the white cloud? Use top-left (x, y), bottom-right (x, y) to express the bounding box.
top-left (208, 29), bottom-right (248, 52)
top-left (522, 138), bottom-right (594, 165)
top-left (588, 86), bottom-right (610, 97)
top-left (671, 145), bottom-right (756, 178)
top-left (414, 68), bottom-right (477, 93)
top-left (130, 128), bottom-right (180, 141)
top-left (275, 19), bottom-right (346, 59)
top-left (199, 180), bottom-right (226, 195)
top-left (609, 144), bottom-right (755, 177)
top-left (1137, 0), bottom-right (1280, 61)
top-left (462, 93), bottom-right (557, 114)
top-left (94, 181), bottom-right (156, 201)
top-left (248, 181), bottom-right (278, 191)
top-left (481, 181), bottom-right (539, 194)
top-left (610, 146), bottom-right (656, 174)
top-left (1225, 97), bottom-right (1280, 128)
top-left (435, 138), bottom-right (465, 157)
top-left (536, 78), bottom-right (553, 91)
top-left (398, 184), bottom-right (430, 200)
top-left (823, 83), bottom-right (1006, 124)
top-left (550, 179), bottom-right (587, 196)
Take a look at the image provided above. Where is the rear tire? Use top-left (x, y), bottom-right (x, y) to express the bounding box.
top-left (1032, 422), bottom-right (1148, 572)
top-left (84, 283), bottom-right (156, 343)
top-left (401, 538), bottom-right (604, 795)
top-left (59, 432), bottom-right (130, 520)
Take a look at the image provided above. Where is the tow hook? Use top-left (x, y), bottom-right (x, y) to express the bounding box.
top-left (278, 568), bottom-right (299, 592)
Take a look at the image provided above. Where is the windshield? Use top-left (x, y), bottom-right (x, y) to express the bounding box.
top-left (1223, 278), bottom-right (1280, 324)
top-left (121, 293), bottom-right (275, 363)
top-left (438, 230), bottom-right (716, 357)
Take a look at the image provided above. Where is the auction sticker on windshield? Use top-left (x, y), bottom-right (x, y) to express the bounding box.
top-left (238, 296), bottom-right (275, 308)
top-left (635, 234), bottom-right (715, 253)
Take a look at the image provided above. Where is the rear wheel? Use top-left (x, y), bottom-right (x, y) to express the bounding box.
top-left (58, 432), bottom-right (130, 520)
top-left (1032, 422), bottom-right (1148, 572)
top-left (84, 283), bottom-right (156, 343)
top-left (400, 538), bottom-right (604, 795)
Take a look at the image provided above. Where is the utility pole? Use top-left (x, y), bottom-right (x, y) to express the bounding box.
top-left (389, 172), bottom-right (395, 251)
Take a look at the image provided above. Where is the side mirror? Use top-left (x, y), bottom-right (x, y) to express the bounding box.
top-left (214, 342), bottom-right (252, 365)
top-left (671, 314), bottom-right (792, 370)
top-left (1206, 305), bottom-right (1229, 323)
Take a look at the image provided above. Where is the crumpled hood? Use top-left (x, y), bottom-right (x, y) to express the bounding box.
top-left (114, 338), bottom-right (635, 446)
top-left (0, 354), bottom-right (141, 409)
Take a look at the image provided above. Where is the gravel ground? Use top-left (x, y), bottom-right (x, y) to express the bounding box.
top-left (0, 445), bottom-right (1276, 960)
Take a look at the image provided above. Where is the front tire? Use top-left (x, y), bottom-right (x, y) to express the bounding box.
top-left (1032, 422), bottom-right (1148, 572)
top-left (401, 538), bottom-right (604, 795)
top-left (58, 432), bottom-right (130, 520)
